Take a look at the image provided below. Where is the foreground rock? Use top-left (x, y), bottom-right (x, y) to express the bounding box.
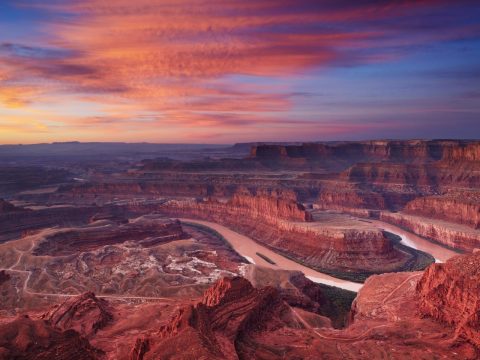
top-left (417, 251), bottom-right (480, 348)
top-left (136, 277), bottom-right (303, 360)
top-left (1, 263), bottom-right (479, 359)
top-left (42, 292), bottom-right (113, 338)
top-left (132, 272), bottom-right (477, 359)
top-left (0, 315), bottom-right (102, 360)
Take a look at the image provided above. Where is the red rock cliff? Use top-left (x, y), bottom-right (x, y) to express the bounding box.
top-left (379, 211), bottom-right (480, 251)
top-left (42, 292), bottom-right (113, 338)
top-left (417, 252), bottom-right (480, 348)
top-left (404, 195), bottom-right (480, 229)
top-left (230, 191), bottom-right (312, 222)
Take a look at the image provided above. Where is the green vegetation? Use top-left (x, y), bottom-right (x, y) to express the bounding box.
top-left (257, 232), bottom-right (435, 284)
top-left (382, 231), bottom-right (435, 272)
top-left (317, 283), bottom-right (357, 328)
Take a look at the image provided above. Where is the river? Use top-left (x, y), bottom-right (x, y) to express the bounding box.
top-left (180, 218), bottom-right (460, 293)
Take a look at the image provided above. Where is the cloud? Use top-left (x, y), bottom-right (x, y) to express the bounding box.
top-left (0, 0), bottom-right (479, 141)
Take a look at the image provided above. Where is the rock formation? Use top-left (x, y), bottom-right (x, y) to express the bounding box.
top-left (33, 215), bottom-right (188, 256)
top-left (404, 195), bottom-right (480, 229)
top-left (42, 292), bottom-right (113, 338)
top-left (134, 271), bottom-right (478, 359)
top-left (162, 197), bottom-right (431, 281)
top-left (0, 315), bottom-right (101, 360)
top-left (417, 252), bottom-right (480, 348)
top-left (380, 211), bottom-right (480, 251)
top-left (229, 189), bottom-right (312, 222)
top-left (139, 277), bottom-right (302, 360)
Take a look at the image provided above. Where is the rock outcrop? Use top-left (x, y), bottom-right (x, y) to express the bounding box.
top-left (162, 198), bottom-right (430, 281)
top-left (140, 277), bottom-right (301, 360)
top-left (380, 211), bottom-right (480, 251)
top-left (229, 190), bottom-right (312, 222)
top-left (0, 315), bottom-right (101, 360)
top-left (134, 273), bottom-right (478, 359)
top-left (33, 215), bottom-right (188, 256)
top-left (404, 195), bottom-right (480, 229)
top-left (42, 292), bottom-right (113, 338)
top-left (417, 252), bottom-right (480, 348)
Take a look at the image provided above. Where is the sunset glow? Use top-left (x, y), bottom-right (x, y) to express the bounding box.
top-left (1, 0), bottom-right (479, 143)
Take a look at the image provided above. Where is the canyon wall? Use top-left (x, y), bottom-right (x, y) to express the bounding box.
top-left (379, 211), bottom-right (480, 251)
top-left (230, 190), bottom-right (312, 222)
top-left (33, 215), bottom-right (187, 256)
top-left (160, 196), bottom-right (422, 280)
top-left (417, 252), bottom-right (480, 348)
top-left (251, 140), bottom-right (480, 164)
top-left (404, 195), bottom-right (480, 229)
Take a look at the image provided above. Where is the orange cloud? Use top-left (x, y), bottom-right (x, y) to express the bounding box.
top-left (0, 0), bottom-right (478, 142)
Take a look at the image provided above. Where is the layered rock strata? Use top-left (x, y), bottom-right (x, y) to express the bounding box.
top-left (404, 195), bottom-right (480, 229)
top-left (0, 315), bottom-right (102, 359)
top-left (380, 211), bottom-right (480, 251)
top-left (42, 292), bottom-right (113, 338)
top-left (161, 197), bottom-right (427, 281)
top-left (138, 277), bottom-right (301, 360)
top-left (417, 252), bottom-right (480, 348)
top-left (33, 215), bottom-right (187, 256)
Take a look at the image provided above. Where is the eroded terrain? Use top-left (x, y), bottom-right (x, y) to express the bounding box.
top-left (0, 140), bottom-right (479, 359)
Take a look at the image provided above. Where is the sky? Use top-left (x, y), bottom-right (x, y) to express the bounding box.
top-left (0, 0), bottom-right (479, 144)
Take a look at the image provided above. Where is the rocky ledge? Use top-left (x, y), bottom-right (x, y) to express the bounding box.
top-left (380, 211), bottom-right (480, 251)
top-left (417, 251), bottom-right (480, 348)
top-left (136, 277), bottom-right (301, 360)
top-left (42, 292), bottom-right (113, 338)
top-left (0, 315), bottom-right (102, 360)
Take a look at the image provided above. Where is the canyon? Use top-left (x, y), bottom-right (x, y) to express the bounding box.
top-left (1, 252), bottom-right (479, 359)
top-left (0, 139), bottom-right (479, 359)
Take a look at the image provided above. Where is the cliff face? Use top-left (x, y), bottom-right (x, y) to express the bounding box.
top-left (342, 162), bottom-right (480, 189)
top-left (380, 211), bottom-right (480, 251)
top-left (33, 215), bottom-right (188, 256)
top-left (251, 140), bottom-right (480, 164)
top-left (417, 252), bottom-right (480, 348)
top-left (42, 292), bottom-right (113, 338)
top-left (315, 184), bottom-right (387, 210)
top-left (441, 142), bottom-right (480, 162)
top-left (404, 196), bottom-right (480, 229)
top-left (162, 197), bottom-right (418, 278)
top-left (230, 191), bottom-right (312, 222)
top-left (0, 315), bottom-right (102, 359)
top-left (143, 277), bottom-right (296, 360)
